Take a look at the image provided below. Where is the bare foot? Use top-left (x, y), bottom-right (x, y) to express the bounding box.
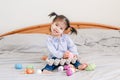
top-left (42, 70), bottom-right (53, 74)
top-left (78, 63), bottom-right (88, 70)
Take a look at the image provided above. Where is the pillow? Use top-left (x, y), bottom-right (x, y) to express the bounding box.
top-left (0, 34), bottom-right (49, 53)
top-left (72, 29), bottom-right (120, 53)
top-left (69, 33), bottom-right (77, 42)
top-left (74, 29), bottom-right (120, 46)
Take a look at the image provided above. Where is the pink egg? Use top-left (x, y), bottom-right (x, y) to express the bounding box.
top-left (66, 68), bottom-right (73, 76)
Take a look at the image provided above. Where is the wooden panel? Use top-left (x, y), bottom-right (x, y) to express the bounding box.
top-left (0, 22), bottom-right (120, 37)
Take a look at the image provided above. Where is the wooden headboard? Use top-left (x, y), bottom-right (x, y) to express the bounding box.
top-left (0, 22), bottom-right (120, 37)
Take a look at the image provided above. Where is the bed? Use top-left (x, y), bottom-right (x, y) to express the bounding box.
top-left (0, 22), bottom-right (120, 80)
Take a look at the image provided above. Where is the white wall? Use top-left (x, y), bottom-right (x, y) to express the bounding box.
top-left (0, 0), bottom-right (120, 34)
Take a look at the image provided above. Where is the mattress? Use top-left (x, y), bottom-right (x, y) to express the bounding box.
top-left (0, 28), bottom-right (120, 80)
top-left (0, 51), bottom-right (120, 80)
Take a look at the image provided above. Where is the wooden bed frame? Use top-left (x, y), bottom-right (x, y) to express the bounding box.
top-left (0, 22), bottom-right (120, 37)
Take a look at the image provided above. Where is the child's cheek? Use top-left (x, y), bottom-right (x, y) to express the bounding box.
top-left (52, 24), bottom-right (56, 29)
top-left (51, 25), bottom-right (56, 33)
top-left (57, 28), bottom-right (63, 34)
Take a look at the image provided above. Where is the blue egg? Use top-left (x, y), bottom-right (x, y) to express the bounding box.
top-left (15, 64), bottom-right (22, 69)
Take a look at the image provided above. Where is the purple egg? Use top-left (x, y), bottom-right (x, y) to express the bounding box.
top-left (64, 65), bottom-right (70, 70)
top-left (66, 68), bottom-right (73, 76)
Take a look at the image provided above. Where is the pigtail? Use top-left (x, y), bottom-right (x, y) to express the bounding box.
top-left (48, 12), bottom-right (58, 18)
top-left (70, 27), bottom-right (77, 35)
top-left (64, 17), bottom-right (77, 35)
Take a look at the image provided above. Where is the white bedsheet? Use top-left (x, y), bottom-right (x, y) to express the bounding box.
top-left (0, 29), bottom-right (120, 80)
top-left (0, 51), bottom-right (120, 80)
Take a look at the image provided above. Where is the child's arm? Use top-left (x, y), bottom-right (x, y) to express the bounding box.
top-left (47, 37), bottom-right (64, 58)
top-left (66, 35), bottom-right (79, 55)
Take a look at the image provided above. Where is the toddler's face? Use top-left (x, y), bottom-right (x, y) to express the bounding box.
top-left (51, 21), bottom-right (66, 36)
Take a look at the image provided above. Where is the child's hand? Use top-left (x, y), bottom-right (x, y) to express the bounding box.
top-left (63, 51), bottom-right (77, 59)
top-left (63, 51), bottom-right (69, 59)
top-left (73, 55), bottom-right (77, 58)
top-left (41, 55), bottom-right (48, 61)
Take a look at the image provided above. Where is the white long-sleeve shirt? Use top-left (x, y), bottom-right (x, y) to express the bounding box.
top-left (47, 34), bottom-right (78, 58)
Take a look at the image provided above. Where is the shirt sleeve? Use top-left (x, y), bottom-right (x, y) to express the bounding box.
top-left (47, 37), bottom-right (64, 58)
top-left (66, 35), bottom-right (79, 55)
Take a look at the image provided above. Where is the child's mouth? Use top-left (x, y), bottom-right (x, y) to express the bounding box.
top-left (53, 29), bottom-right (59, 33)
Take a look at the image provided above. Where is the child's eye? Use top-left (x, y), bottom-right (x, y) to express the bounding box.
top-left (55, 24), bottom-right (58, 26)
top-left (60, 28), bottom-right (63, 30)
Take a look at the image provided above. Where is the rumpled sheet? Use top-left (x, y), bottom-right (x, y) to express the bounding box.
top-left (0, 50), bottom-right (120, 80)
top-left (0, 29), bottom-right (120, 80)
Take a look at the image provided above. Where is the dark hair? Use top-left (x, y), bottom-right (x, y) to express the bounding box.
top-left (48, 12), bottom-right (77, 34)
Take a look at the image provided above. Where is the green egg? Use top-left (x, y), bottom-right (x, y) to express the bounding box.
top-left (85, 63), bottom-right (96, 71)
top-left (26, 65), bottom-right (34, 69)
